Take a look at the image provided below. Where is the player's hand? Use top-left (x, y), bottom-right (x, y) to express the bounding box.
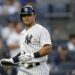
top-left (18, 53), bottom-right (34, 63)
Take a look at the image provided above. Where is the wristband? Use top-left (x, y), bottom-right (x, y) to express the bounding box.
top-left (34, 51), bottom-right (41, 58)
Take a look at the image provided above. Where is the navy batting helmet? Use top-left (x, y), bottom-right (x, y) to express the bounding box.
top-left (20, 5), bottom-right (35, 21)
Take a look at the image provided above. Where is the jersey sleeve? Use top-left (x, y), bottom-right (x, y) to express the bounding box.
top-left (40, 29), bottom-right (52, 47)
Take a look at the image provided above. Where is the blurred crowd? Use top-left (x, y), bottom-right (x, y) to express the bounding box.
top-left (0, 20), bottom-right (23, 75)
top-left (48, 34), bottom-right (75, 75)
top-left (0, 0), bottom-right (75, 75)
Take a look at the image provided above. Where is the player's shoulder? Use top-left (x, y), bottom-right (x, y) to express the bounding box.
top-left (20, 29), bottom-right (26, 35)
top-left (36, 23), bottom-right (49, 32)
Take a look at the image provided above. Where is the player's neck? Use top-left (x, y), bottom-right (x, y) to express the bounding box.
top-left (25, 22), bottom-right (36, 30)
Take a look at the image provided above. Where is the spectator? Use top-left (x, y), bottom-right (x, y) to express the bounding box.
top-left (1, 20), bottom-right (15, 41)
top-left (6, 21), bottom-right (22, 57)
top-left (6, 22), bottom-right (22, 75)
top-left (0, 37), bottom-right (10, 75)
top-left (2, 0), bottom-right (21, 15)
top-left (53, 45), bottom-right (72, 66)
top-left (67, 34), bottom-right (75, 51)
top-left (0, 37), bottom-right (10, 59)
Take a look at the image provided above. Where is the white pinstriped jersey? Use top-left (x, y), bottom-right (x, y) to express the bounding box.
top-left (19, 23), bottom-right (52, 63)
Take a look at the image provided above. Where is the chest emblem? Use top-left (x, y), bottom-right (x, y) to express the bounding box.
top-left (25, 34), bottom-right (32, 44)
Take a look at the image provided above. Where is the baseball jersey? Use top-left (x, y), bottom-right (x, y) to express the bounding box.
top-left (20, 23), bottom-right (52, 63)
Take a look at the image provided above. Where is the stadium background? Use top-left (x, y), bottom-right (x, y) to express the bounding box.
top-left (0, 0), bottom-right (75, 75)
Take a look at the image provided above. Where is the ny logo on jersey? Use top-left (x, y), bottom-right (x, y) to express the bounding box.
top-left (25, 34), bottom-right (32, 44)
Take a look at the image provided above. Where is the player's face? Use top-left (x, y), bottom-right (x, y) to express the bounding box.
top-left (22, 14), bottom-right (36, 26)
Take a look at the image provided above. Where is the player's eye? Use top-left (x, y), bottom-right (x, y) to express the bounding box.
top-left (21, 14), bottom-right (32, 17)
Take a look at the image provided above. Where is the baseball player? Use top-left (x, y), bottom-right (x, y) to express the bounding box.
top-left (0, 5), bottom-right (52, 75)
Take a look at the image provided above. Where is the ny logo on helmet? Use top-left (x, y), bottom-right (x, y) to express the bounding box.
top-left (24, 8), bottom-right (28, 12)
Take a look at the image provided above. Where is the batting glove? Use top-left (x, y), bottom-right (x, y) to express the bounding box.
top-left (18, 53), bottom-right (34, 63)
top-left (0, 58), bottom-right (14, 66)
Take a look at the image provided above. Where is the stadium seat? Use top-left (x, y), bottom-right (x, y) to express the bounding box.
top-left (68, 51), bottom-right (75, 61)
top-left (58, 62), bottom-right (75, 72)
top-left (50, 71), bottom-right (66, 75)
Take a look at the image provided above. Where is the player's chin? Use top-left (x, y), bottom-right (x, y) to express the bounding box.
top-left (24, 22), bottom-right (32, 26)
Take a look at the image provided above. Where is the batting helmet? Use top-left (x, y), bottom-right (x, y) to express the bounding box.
top-left (20, 5), bottom-right (35, 21)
